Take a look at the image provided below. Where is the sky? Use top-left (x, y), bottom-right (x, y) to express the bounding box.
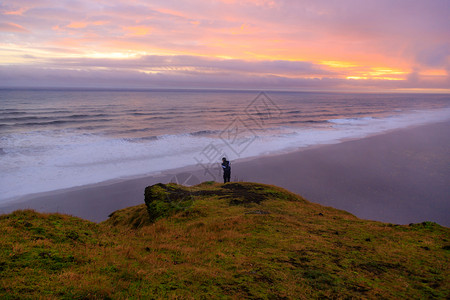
top-left (0, 0), bottom-right (449, 92)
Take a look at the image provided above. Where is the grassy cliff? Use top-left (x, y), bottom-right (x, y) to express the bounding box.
top-left (0, 182), bottom-right (449, 299)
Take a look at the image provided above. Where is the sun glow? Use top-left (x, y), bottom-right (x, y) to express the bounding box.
top-left (321, 61), bottom-right (359, 68)
top-left (88, 52), bottom-right (145, 59)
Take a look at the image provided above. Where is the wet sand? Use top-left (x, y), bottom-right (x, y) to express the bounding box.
top-left (1, 121), bottom-right (449, 226)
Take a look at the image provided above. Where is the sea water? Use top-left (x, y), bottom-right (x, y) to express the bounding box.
top-left (1, 89), bottom-right (449, 202)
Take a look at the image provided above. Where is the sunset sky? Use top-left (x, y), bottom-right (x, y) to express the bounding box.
top-left (1, 0), bottom-right (449, 92)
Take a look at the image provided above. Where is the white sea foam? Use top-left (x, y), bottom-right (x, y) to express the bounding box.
top-left (1, 107), bottom-right (449, 203)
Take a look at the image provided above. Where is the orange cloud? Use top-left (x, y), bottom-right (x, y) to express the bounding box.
top-left (0, 22), bottom-right (28, 33)
top-left (66, 21), bottom-right (109, 29)
top-left (3, 7), bottom-right (28, 16)
top-left (124, 26), bottom-right (152, 36)
top-left (230, 23), bottom-right (260, 35)
top-left (67, 22), bottom-right (88, 29)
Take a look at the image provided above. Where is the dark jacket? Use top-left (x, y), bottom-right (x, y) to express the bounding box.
top-left (221, 160), bottom-right (231, 173)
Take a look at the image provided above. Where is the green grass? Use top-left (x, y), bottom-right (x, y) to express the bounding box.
top-left (1, 182), bottom-right (449, 299)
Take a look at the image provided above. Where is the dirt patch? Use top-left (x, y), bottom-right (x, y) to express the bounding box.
top-left (221, 183), bottom-right (271, 205)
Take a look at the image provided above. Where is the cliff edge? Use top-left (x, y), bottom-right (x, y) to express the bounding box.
top-left (1, 182), bottom-right (448, 298)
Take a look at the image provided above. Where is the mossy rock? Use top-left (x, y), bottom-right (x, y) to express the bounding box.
top-left (144, 183), bottom-right (194, 222)
top-left (143, 182), bottom-right (303, 222)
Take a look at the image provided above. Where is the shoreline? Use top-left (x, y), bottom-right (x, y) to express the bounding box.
top-left (0, 122), bottom-right (419, 207)
top-left (1, 120), bottom-right (449, 226)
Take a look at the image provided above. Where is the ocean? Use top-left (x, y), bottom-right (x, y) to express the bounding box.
top-left (1, 89), bottom-right (450, 203)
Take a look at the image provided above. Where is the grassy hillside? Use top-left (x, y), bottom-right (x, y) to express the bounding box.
top-left (0, 182), bottom-right (449, 299)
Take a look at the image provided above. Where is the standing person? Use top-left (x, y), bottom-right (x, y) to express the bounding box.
top-left (221, 157), bottom-right (231, 183)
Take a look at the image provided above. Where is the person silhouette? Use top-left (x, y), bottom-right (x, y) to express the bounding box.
top-left (221, 157), bottom-right (231, 183)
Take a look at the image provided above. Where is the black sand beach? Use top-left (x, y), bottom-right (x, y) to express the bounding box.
top-left (1, 121), bottom-right (449, 226)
